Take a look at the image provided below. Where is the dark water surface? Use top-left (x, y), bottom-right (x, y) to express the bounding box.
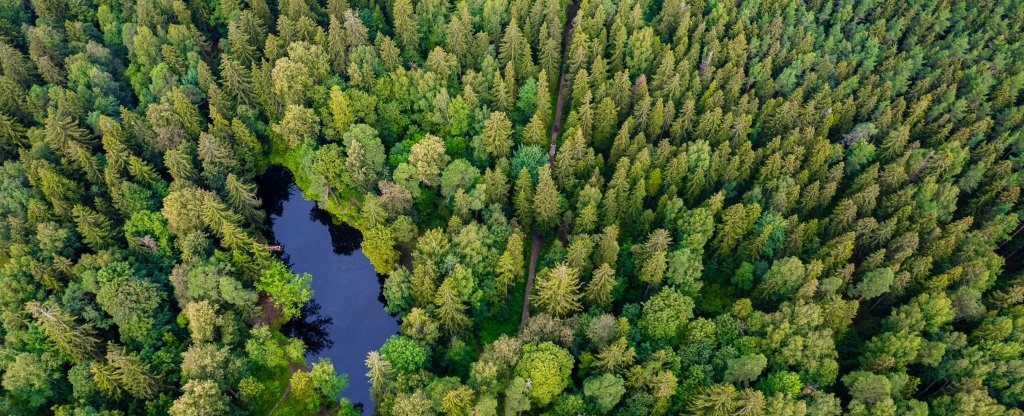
top-left (258, 166), bottom-right (399, 414)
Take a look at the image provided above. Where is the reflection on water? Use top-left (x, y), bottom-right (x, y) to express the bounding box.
top-left (310, 207), bottom-right (363, 255)
top-left (257, 166), bottom-right (399, 414)
top-left (281, 300), bottom-right (334, 355)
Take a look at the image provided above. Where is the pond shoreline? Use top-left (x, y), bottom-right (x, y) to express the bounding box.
top-left (257, 166), bottom-right (399, 414)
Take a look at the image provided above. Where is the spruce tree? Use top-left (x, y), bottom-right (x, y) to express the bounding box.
top-left (533, 263), bottom-right (582, 316)
top-left (435, 278), bottom-right (471, 336)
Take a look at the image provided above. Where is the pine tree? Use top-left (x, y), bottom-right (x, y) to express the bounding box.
top-left (535, 69), bottom-right (552, 124)
top-left (595, 337), bottom-right (635, 373)
top-left (225, 173), bottom-right (265, 224)
top-left (25, 302), bottom-right (100, 362)
top-left (219, 56), bottom-right (254, 107)
top-left (411, 261), bottom-right (439, 308)
top-left (523, 113), bottom-right (548, 147)
top-left (538, 37), bottom-right (560, 88)
top-left (227, 21), bottom-right (257, 65)
top-left (585, 263), bottom-right (617, 309)
top-left (533, 263), bottom-right (583, 316)
top-left (343, 9), bottom-right (369, 48)
top-left (72, 205), bottom-right (114, 251)
top-left (482, 166), bottom-right (510, 205)
top-left (127, 156), bottom-right (160, 185)
top-left (165, 143), bottom-right (199, 187)
top-left (491, 68), bottom-right (514, 113)
top-left (533, 165), bottom-right (563, 231)
top-left (106, 345), bottom-right (160, 399)
top-left (327, 16), bottom-right (348, 74)
top-left (0, 112), bottom-right (27, 152)
top-left (92, 361), bottom-right (124, 399)
top-left (480, 111), bottom-right (513, 158)
top-left (499, 18), bottom-right (533, 81)
top-left (496, 230), bottom-right (525, 299)
top-left (513, 167), bottom-right (535, 231)
top-left (365, 351), bottom-right (392, 403)
top-left (593, 225), bottom-right (619, 267)
top-left (392, 0), bottom-right (419, 59)
top-left (434, 278), bottom-right (471, 336)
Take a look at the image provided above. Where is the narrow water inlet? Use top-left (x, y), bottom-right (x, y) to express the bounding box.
top-left (258, 166), bottom-right (399, 414)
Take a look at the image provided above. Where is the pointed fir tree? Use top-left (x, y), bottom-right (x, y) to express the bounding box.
top-left (586, 263), bottom-right (617, 309)
top-left (225, 173), bottom-right (265, 225)
top-left (25, 302), bottom-right (100, 363)
top-left (513, 167), bottom-right (535, 231)
top-left (533, 263), bottom-right (583, 316)
top-left (533, 165), bottom-right (563, 232)
top-left (434, 278), bottom-right (471, 336)
top-left (72, 205), bottom-right (114, 251)
top-left (496, 230), bottom-right (525, 299)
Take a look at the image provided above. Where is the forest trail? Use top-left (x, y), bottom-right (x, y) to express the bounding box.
top-left (521, 0), bottom-right (579, 331)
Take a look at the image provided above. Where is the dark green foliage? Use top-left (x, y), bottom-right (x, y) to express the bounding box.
top-left (4, 0), bottom-right (1024, 415)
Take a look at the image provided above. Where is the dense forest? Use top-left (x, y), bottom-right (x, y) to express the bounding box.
top-left (2, 0), bottom-right (1024, 414)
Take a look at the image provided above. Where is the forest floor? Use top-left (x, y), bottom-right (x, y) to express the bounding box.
top-left (521, 0), bottom-right (580, 330)
top-left (256, 292), bottom-right (284, 328)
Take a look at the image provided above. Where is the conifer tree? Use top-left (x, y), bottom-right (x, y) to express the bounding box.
top-left (365, 351), bottom-right (392, 404)
top-left (513, 167), bottom-right (535, 231)
top-left (225, 173), bottom-right (265, 225)
top-left (329, 85), bottom-right (354, 138)
top-left (533, 263), bottom-right (582, 316)
top-left (533, 165), bottom-right (563, 232)
top-left (219, 56), bottom-right (254, 107)
top-left (435, 278), bottom-right (471, 338)
top-left (480, 111), bottom-right (514, 158)
top-left (72, 205), bottom-right (114, 251)
top-left (585, 263), bottom-right (617, 309)
top-left (499, 18), bottom-right (532, 80)
top-left (392, 0), bottom-right (419, 58)
top-left (25, 302), bottom-right (100, 362)
top-left (105, 345), bottom-right (161, 399)
top-left (496, 230), bottom-right (525, 299)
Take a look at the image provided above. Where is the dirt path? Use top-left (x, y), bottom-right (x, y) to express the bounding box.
top-left (521, 1), bottom-right (579, 331)
top-left (520, 233), bottom-right (543, 328)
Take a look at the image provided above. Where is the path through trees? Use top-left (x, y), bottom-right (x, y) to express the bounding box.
top-left (520, 0), bottom-right (580, 330)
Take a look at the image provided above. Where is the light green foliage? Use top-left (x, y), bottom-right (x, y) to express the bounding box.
top-left (583, 373), bottom-right (626, 414)
top-left (724, 354), bottom-right (768, 386)
top-left (329, 86), bottom-right (354, 137)
top-left (362, 225), bottom-right (400, 275)
top-left (2, 353), bottom-right (56, 410)
top-left (170, 379), bottom-right (230, 416)
top-left (440, 159), bottom-right (481, 199)
top-left (273, 104), bottom-right (321, 147)
top-left (25, 301), bottom-right (100, 362)
top-left (343, 124), bottom-right (386, 192)
top-left (533, 263), bottom-right (583, 316)
top-left (850, 268), bottom-right (895, 300)
top-left (380, 335), bottom-right (428, 373)
top-left (409, 135), bottom-right (450, 186)
top-left (514, 342), bottom-right (574, 406)
top-left (255, 261), bottom-right (312, 321)
top-left (479, 111), bottom-right (513, 158)
top-left (757, 371), bottom-right (803, 397)
top-left (639, 287), bottom-right (694, 342)
top-left (533, 165), bottom-right (563, 231)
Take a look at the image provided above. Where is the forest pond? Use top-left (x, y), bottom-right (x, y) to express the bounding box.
top-left (258, 166), bottom-right (399, 414)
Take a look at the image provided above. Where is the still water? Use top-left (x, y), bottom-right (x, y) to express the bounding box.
top-left (259, 166), bottom-right (399, 414)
